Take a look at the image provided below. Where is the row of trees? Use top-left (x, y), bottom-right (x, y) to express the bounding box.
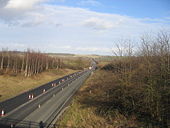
top-left (0, 50), bottom-right (63, 76)
top-left (102, 32), bottom-right (170, 127)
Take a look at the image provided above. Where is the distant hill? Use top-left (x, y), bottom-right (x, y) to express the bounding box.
top-left (0, 50), bottom-right (114, 61)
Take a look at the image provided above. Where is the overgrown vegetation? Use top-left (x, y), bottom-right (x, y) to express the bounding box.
top-left (58, 70), bottom-right (139, 128)
top-left (101, 32), bottom-right (170, 127)
top-left (58, 32), bottom-right (170, 128)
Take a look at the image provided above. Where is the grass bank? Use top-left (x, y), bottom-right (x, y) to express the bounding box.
top-left (0, 69), bottom-right (78, 102)
top-left (57, 70), bottom-right (138, 128)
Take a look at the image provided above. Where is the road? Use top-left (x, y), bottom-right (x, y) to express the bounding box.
top-left (0, 68), bottom-right (93, 128)
top-left (0, 71), bottom-right (79, 114)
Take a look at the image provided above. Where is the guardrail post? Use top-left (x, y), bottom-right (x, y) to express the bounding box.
top-left (39, 121), bottom-right (44, 128)
top-left (29, 121), bottom-right (32, 128)
top-left (10, 124), bottom-right (15, 128)
top-left (53, 124), bottom-right (56, 128)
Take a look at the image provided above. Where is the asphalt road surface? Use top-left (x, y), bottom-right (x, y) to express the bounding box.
top-left (0, 71), bottom-right (80, 114)
top-left (0, 68), bottom-right (93, 128)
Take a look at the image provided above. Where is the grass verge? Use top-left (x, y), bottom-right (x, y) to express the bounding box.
top-left (57, 70), bottom-right (138, 128)
top-left (0, 69), bottom-right (78, 102)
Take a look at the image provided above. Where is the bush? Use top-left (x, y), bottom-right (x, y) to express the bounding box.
top-left (100, 32), bottom-right (170, 127)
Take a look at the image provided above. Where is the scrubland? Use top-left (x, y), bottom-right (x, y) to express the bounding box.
top-left (58, 32), bottom-right (170, 128)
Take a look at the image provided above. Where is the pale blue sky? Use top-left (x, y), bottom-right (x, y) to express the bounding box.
top-left (49, 0), bottom-right (170, 18)
top-left (0, 0), bottom-right (170, 55)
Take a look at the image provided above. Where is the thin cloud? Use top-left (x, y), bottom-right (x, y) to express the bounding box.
top-left (0, 3), bottom-right (169, 55)
top-left (0, 0), bottom-right (8, 8)
top-left (78, 0), bottom-right (102, 6)
top-left (83, 17), bottom-right (121, 30)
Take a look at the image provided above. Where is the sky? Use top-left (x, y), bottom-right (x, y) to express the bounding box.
top-left (0, 0), bottom-right (170, 55)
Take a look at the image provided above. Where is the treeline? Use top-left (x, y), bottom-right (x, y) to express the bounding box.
top-left (0, 50), bottom-right (62, 76)
top-left (102, 32), bottom-right (170, 127)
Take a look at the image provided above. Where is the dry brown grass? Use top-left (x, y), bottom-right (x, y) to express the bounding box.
top-left (57, 70), bottom-right (138, 128)
top-left (0, 68), bottom-right (78, 102)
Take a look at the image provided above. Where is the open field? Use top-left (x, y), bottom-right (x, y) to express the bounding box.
top-left (48, 53), bottom-right (100, 59)
top-left (0, 69), bottom-right (78, 102)
top-left (48, 53), bottom-right (114, 62)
